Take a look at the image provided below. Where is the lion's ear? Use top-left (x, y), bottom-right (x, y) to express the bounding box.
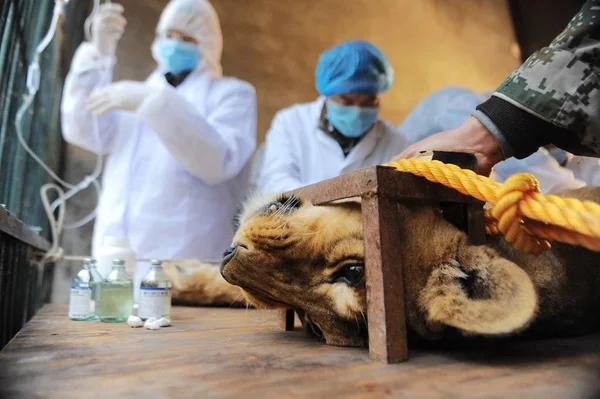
top-left (420, 256), bottom-right (537, 336)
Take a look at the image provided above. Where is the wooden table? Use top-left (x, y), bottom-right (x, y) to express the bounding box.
top-left (1, 305), bottom-right (599, 398)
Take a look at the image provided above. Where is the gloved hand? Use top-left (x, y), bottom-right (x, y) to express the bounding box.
top-left (91, 3), bottom-right (127, 57)
top-left (86, 81), bottom-right (154, 115)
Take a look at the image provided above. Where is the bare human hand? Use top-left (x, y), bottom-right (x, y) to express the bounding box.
top-left (391, 116), bottom-right (504, 176)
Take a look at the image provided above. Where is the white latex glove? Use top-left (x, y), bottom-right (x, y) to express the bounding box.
top-left (86, 81), bottom-right (154, 115)
top-left (91, 3), bottom-right (127, 57)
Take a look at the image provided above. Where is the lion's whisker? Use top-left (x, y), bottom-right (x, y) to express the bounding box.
top-left (273, 213), bottom-right (303, 238)
top-left (229, 291), bottom-right (245, 308)
top-left (270, 194), bottom-right (294, 221)
top-left (268, 192), bottom-right (304, 228)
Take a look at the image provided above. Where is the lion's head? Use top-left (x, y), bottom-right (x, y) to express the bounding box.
top-left (220, 192), bottom-right (544, 347)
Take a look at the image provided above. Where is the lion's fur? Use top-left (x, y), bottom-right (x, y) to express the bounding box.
top-left (220, 187), bottom-right (600, 346)
top-left (174, 187), bottom-right (600, 347)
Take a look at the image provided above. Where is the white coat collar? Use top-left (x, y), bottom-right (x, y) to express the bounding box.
top-left (312, 96), bottom-right (386, 169)
top-left (343, 122), bottom-right (385, 168)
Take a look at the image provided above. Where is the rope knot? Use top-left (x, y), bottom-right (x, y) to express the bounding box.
top-left (385, 158), bottom-right (600, 253)
top-left (490, 173), bottom-right (551, 254)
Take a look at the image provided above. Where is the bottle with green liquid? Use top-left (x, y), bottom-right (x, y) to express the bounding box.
top-left (98, 259), bottom-right (133, 322)
top-left (88, 258), bottom-right (104, 319)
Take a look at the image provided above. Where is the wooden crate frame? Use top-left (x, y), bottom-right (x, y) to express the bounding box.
top-left (278, 151), bottom-right (486, 364)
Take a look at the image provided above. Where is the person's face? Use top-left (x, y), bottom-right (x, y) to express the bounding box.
top-left (328, 93), bottom-right (380, 107)
top-left (164, 29), bottom-right (199, 45)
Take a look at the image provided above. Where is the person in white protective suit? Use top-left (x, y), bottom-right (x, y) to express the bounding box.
top-left (257, 40), bottom-right (407, 195)
top-left (61, 0), bottom-right (257, 285)
top-left (397, 87), bottom-right (600, 194)
top-left (491, 145), bottom-right (600, 192)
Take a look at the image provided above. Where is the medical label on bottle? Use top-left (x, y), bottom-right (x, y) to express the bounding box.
top-left (138, 287), bottom-right (172, 319)
top-left (69, 287), bottom-right (92, 319)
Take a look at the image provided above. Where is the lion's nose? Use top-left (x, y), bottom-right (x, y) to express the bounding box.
top-left (221, 245), bottom-right (238, 269)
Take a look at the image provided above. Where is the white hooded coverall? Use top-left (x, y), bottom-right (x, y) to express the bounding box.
top-left (491, 149), bottom-right (600, 193)
top-left (61, 1), bottom-right (257, 263)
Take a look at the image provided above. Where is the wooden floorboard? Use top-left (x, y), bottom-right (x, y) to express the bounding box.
top-left (1, 305), bottom-right (599, 399)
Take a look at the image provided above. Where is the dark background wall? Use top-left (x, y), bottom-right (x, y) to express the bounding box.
top-left (508, 0), bottom-right (588, 61)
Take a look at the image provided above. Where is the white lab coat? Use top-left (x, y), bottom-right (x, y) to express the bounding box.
top-left (565, 156), bottom-right (600, 187)
top-left (258, 97), bottom-right (408, 194)
top-left (490, 148), bottom-right (600, 194)
top-left (61, 43), bottom-right (257, 261)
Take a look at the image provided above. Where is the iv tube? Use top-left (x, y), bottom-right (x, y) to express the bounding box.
top-left (14, 0), bottom-right (107, 259)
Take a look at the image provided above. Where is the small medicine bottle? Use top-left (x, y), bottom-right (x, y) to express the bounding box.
top-left (98, 259), bottom-right (133, 323)
top-left (69, 258), bottom-right (102, 320)
top-left (138, 260), bottom-right (172, 320)
top-left (88, 258), bottom-right (104, 319)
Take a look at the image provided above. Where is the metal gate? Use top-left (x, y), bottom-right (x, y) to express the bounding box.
top-left (0, 0), bottom-right (89, 349)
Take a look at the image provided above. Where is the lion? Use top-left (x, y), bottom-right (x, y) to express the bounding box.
top-left (214, 187), bottom-right (600, 347)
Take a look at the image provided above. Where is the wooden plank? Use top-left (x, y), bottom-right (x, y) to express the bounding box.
top-left (431, 151), bottom-right (480, 174)
top-left (277, 309), bottom-right (295, 331)
top-left (428, 151), bottom-right (487, 246)
top-left (286, 166), bottom-right (480, 206)
top-left (361, 196), bottom-right (408, 364)
top-left (1, 305), bottom-right (600, 399)
top-left (287, 167), bottom-right (378, 204)
top-left (375, 167), bottom-right (481, 204)
top-left (466, 204), bottom-right (487, 245)
top-left (0, 206), bottom-right (50, 251)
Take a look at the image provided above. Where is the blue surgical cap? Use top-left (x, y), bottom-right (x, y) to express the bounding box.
top-left (315, 40), bottom-right (393, 96)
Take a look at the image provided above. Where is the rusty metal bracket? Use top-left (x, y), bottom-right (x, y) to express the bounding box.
top-left (279, 151), bottom-right (486, 364)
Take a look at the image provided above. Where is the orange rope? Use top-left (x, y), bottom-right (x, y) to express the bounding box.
top-left (384, 159), bottom-right (600, 254)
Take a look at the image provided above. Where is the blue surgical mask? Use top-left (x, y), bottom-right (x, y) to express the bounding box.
top-left (326, 100), bottom-right (380, 138)
top-left (157, 38), bottom-right (200, 75)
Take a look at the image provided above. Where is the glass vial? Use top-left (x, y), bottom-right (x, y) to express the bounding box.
top-left (69, 258), bottom-right (101, 320)
top-left (138, 260), bottom-right (172, 320)
top-left (98, 259), bottom-right (133, 323)
top-left (88, 259), bottom-right (104, 319)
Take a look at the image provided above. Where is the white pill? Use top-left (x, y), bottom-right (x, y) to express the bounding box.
top-left (145, 320), bottom-right (161, 330)
top-left (127, 315), bottom-right (143, 328)
top-left (157, 318), bottom-right (171, 327)
top-left (144, 317), bottom-right (157, 327)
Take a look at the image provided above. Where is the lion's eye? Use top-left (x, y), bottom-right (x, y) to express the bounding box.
top-left (260, 201), bottom-right (282, 214)
top-left (260, 195), bottom-right (302, 215)
top-left (276, 195), bottom-right (302, 211)
top-left (329, 264), bottom-right (364, 286)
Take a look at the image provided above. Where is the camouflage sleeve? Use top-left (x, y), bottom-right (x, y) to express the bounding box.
top-left (474, 0), bottom-right (600, 159)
